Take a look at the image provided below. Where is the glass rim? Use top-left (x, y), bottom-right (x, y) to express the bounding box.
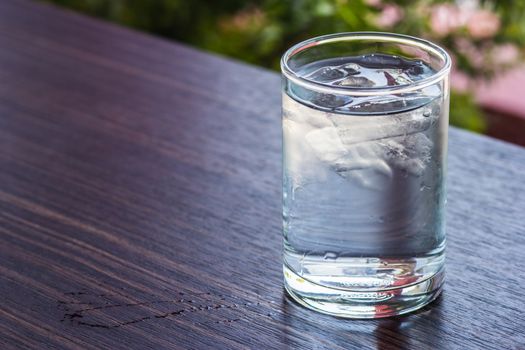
top-left (280, 32), bottom-right (451, 97)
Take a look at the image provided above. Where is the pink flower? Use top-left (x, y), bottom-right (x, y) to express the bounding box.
top-left (491, 44), bottom-right (520, 65)
top-left (467, 10), bottom-right (500, 39)
top-left (454, 38), bottom-right (485, 68)
top-left (220, 7), bottom-right (266, 32)
top-left (375, 4), bottom-right (404, 28)
top-left (430, 4), bottom-right (464, 37)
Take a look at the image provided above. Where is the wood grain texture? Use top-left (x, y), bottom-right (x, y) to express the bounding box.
top-left (0, 1), bottom-right (524, 349)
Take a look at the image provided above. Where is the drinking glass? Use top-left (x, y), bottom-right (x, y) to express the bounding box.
top-left (281, 32), bottom-right (451, 318)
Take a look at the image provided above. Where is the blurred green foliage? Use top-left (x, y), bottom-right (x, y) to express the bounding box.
top-left (40, 0), bottom-right (525, 133)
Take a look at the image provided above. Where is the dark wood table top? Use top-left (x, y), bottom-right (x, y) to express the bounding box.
top-left (1, 1), bottom-right (524, 349)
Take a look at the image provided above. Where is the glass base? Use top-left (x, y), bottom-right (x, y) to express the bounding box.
top-left (284, 265), bottom-right (444, 319)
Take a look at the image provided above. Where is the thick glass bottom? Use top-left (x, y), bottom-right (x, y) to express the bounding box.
top-left (284, 264), bottom-right (444, 319)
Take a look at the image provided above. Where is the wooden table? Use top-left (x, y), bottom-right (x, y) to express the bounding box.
top-left (1, 1), bottom-right (524, 349)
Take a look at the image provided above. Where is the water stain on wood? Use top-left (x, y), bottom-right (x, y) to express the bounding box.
top-left (57, 288), bottom-right (271, 329)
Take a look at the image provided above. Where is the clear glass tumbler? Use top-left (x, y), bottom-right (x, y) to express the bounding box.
top-left (281, 32), bottom-right (450, 318)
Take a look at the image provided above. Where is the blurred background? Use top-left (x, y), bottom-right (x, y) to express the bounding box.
top-left (38, 0), bottom-right (525, 146)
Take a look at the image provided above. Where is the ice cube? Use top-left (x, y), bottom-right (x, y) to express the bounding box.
top-left (334, 142), bottom-right (392, 175)
top-left (311, 93), bottom-right (353, 109)
top-left (358, 54), bottom-right (424, 71)
top-left (283, 118), bottom-right (329, 186)
top-left (305, 127), bottom-right (393, 190)
top-left (334, 109), bottom-right (434, 145)
top-left (337, 164), bottom-right (393, 190)
top-left (402, 132), bottom-right (433, 159)
top-left (304, 127), bottom-right (347, 164)
top-left (305, 66), bottom-right (348, 82)
top-left (304, 121), bottom-right (433, 190)
top-left (406, 64), bottom-right (425, 76)
top-left (334, 141), bottom-right (393, 190)
top-left (383, 71), bottom-right (413, 86)
top-left (336, 76), bottom-right (375, 87)
top-left (341, 63), bottom-right (361, 75)
top-left (379, 133), bottom-right (433, 176)
top-left (334, 93), bottom-right (438, 115)
top-left (405, 158), bottom-right (426, 176)
top-left (282, 93), bottom-right (333, 128)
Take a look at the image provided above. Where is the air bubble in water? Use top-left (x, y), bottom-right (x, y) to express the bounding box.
top-left (324, 252), bottom-right (338, 260)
